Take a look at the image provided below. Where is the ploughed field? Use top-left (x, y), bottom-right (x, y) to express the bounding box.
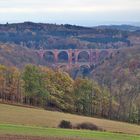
top-left (0, 103), bottom-right (140, 140)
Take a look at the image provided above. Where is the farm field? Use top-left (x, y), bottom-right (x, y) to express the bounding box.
top-left (0, 103), bottom-right (140, 135)
top-left (0, 124), bottom-right (140, 140)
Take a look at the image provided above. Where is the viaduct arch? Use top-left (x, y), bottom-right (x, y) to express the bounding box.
top-left (36, 49), bottom-right (115, 69)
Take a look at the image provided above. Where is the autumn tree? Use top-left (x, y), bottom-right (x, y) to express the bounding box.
top-left (74, 78), bottom-right (102, 116)
top-left (40, 67), bottom-right (74, 112)
top-left (22, 64), bottom-right (48, 106)
top-left (0, 65), bottom-right (22, 102)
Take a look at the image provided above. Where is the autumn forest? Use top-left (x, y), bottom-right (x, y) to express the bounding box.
top-left (0, 57), bottom-right (140, 124)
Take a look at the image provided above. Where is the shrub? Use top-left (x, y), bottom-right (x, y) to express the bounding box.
top-left (75, 122), bottom-right (102, 131)
top-left (58, 120), bottom-right (72, 129)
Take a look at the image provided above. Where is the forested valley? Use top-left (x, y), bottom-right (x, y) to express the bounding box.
top-left (0, 23), bottom-right (140, 125)
top-left (0, 48), bottom-right (140, 124)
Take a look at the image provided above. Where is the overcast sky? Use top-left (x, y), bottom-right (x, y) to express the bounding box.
top-left (0, 0), bottom-right (140, 26)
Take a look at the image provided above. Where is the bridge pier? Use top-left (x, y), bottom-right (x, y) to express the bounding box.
top-left (37, 49), bottom-right (45, 59)
top-left (68, 49), bottom-right (72, 69)
top-left (54, 49), bottom-right (58, 63)
top-left (74, 49), bottom-right (79, 66)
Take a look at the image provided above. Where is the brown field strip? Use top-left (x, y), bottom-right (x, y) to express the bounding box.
top-left (0, 103), bottom-right (140, 135)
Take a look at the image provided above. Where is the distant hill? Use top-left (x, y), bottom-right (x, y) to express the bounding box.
top-left (96, 25), bottom-right (140, 31)
top-left (0, 22), bottom-right (140, 50)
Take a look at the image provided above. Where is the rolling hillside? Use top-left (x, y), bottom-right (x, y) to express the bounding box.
top-left (0, 103), bottom-right (140, 135)
top-left (0, 43), bottom-right (40, 67)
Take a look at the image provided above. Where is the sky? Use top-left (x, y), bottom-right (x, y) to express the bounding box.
top-left (0, 0), bottom-right (140, 26)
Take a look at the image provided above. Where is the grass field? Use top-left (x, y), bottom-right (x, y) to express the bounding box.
top-left (0, 103), bottom-right (140, 135)
top-left (0, 124), bottom-right (140, 140)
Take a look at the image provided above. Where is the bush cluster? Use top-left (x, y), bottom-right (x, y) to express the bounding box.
top-left (58, 120), bottom-right (103, 131)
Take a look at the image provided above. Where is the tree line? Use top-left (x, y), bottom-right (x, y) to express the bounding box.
top-left (0, 64), bottom-right (139, 124)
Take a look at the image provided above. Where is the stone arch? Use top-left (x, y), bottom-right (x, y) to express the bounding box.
top-left (99, 50), bottom-right (109, 60)
top-left (91, 51), bottom-right (97, 63)
top-left (77, 51), bottom-right (90, 62)
top-left (58, 51), bottom-right (69, 63)
top-left (44, 51), bottom-right (55, 62)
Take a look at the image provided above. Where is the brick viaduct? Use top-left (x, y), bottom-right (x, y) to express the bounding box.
top-left (36, 49), bottom-right (115, 69)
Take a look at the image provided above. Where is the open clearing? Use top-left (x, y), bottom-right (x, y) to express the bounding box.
top-left (0, 124), bottom-right (140, 140)
top-left (0, 103), bottom-right (140, 135)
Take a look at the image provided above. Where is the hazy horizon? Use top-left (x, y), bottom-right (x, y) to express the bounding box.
top-left (0, 0), bottom-right (140, 26)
